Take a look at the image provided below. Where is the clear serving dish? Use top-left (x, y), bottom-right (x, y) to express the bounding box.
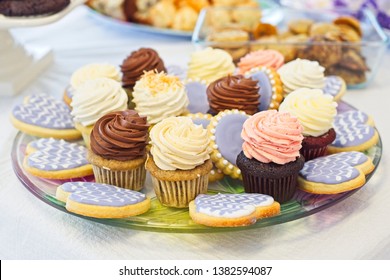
top-left (192, 6), bottom-right (389, 88)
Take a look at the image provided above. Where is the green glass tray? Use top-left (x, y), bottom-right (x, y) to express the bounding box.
top-left (11, 101), bottom-right (382, 233)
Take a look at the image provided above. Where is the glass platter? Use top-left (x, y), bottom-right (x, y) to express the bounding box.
top-left (11, 101), bottom-right (382, 233)
top-left (86, 0), bottom-right (281, 38)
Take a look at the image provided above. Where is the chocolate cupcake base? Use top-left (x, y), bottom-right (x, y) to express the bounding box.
top-left (301, 128), bottom-right (336, 161)
top-left (236, 152), bottom-right (305, 203)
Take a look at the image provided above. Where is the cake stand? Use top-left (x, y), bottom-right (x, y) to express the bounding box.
top-left (0, 0), bottom-right (85, 96)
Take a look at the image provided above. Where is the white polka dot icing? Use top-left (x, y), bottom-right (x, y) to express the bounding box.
top-left (27, 138), bottom-right (88, 171)
top-left (332, 110), bottom-right (375, 148)
top-left (299, 151), bottom-right (369, 184)
top-left (195, 193), bottom-right (274, 218)
top-left (12, 93), bottom-right (75, 129)
top-left (59, 182), bottom-right (146, 207)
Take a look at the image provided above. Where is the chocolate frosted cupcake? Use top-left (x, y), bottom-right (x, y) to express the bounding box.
top-left (236, 110), bottom-right (305, 203)
top-left (87, 110), bottom-right (149, 191)
top-left (120, 47), bottom-right (166, 91)
top-left (279, 88), bottom-right (337, 160)
top-left (207, 75), bottom-right (260, 115)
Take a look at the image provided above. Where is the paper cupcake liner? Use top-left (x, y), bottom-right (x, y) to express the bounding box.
top-left (241, 173), bottom-right (298, 203)
top-left (300, 146), bottom-right (328, 161)
top-left (92, 164), bottom-right (146, 191)
top-left (151, 175), bottom-right (209, 208)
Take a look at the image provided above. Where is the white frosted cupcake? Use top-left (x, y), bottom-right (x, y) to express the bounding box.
top-left (132, 71), bottom-right (189, 125)
top-left (277, 58), bottom-right (325, 96)
top-left (64, 63), bottom-right (121, 106)
top-left (146, 116), bottom-right (212, 208)
top-left (70, 77), bottom-right (128, 148)
top-left (186, 47), bottom-right (235, 84)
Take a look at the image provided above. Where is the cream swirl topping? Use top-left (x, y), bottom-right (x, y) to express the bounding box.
top-left (132, 71), bottom-right (189, 124)
top-left (279, 88), bottom-right (338, 137)
top-left (187, 47), bottom-right (235, 84)
top-left (150, 116), bottom-right (210, 170)
top-left (70, 63), bottom-right (121, 89)
top-left (277, 58), bottom-right (325, 94)
top-left (242, 110), bottom-right (303, 164)
top-left (71, 78), bottom-right (128, 126)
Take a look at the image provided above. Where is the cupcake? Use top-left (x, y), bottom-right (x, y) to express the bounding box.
top-left (132, 71), bottom-right (189, 125)
top-left (88, 110), bottom-right (149, 190)
top-left (146, 116), bottom-right (212, 208)
top-left (120, 47), bottom-right (166, 91)
top-left (279, 88), bottom-right (338, 160)
top-left (277, 58), bottom-right (325, 96)
top-left (236, 110), bottom-right (305, 203)
top-left (186, 47), bottom-right (235, 84)
top-left (63, 63), bottom-right (121, 106)
top-left (238, 49), bottom-right (285, 74)
top-left (70, 78), bottom-right (128, 148)
top-left (207, 75), bottom-right (260, 115)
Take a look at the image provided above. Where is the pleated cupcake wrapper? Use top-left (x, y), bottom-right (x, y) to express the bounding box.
top-left (241, 173), bottom-right (298, 203)
top-left (151, 175), bottom-right (209, 208)
top-left (92, 164), bottom-right (146, 191)
top-left (301, 145), bottom-right (328, 161)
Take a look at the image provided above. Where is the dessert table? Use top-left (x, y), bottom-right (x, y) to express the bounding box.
top-left (0, 5), bottom-right (389, 260)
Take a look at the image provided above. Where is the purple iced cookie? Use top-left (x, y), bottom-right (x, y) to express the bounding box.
top-left (11, 93), bottom-right (81, 140)
top-left (323, 76), bottom-right (346, 101)
top-left (56, 181), bottom-right (151, 218)
top-left (166, 64), bottom-right (187, 81)
top-left (184, 79), bottom-right (210, 114)
top-left (208, 109), bottom-right (249, 179)
top-left (24, 138), bottom-right (93, 179)
top-left (298, 151), bottom-right (374, 194)
top-left (244, 66), bottom-right (284, 111)
top-left (328, 110), bottom-right (379, 153)
top-left (186, 113), bottom-right (212, 129)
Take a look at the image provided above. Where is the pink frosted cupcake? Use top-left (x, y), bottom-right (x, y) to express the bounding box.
top-left (237, 49), bottom-right (285, 75)
top-left (236, 110), bottom-right (305, 203)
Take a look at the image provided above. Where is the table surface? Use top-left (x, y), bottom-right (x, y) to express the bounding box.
top-left (1, 6), bottom-right (389, 260)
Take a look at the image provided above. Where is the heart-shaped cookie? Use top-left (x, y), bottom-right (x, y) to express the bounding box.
top-left (298, 151), bottom-right (375, 194)
top-left (24, 138), bottom-right (92, 180)
top-left (184, 79), bottom-right (210, 114)
top-left (322, 75), bottom-right (346, 101)
top-left (208, 109), bottom-right (249, 179)
top-left (11, 93), bottom-right (80, 140)
top-left (328, 110), bottom-right (379, 154)
top-left (189, 193), bottom-right (280, 227)
top-left (244, 66), bottom-right (284, 111)
top-left (56, 181), bottom-right (150, 218)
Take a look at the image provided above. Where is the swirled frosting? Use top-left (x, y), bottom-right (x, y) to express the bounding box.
top-left (187, 47), bottom-right (235, 84)
top-left (279, 88), bottom-right (338, 137)
top-left (277, 58), bottom-right (325, 94)
top-left (207, 75), bottom-right (260, 115)
top-left (120, 47), bottom-right (166, 89)
top-left (132, 71), bottom-right (189, 124)
top-left (238, 50), bottom-right (285, 74)
top-left (241, 110), bottom-right (303, 164)
top-left (149, 116), bottom-right (210, 170)
top-left (70, 63), bottom-right (121, 89)
top-left (71, 78), bottom-right (128, 126)
top-left (90, 110), bottom-right (149, 161)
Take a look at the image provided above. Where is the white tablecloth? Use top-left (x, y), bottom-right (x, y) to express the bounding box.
top-left (1, 6), bottom-right (389, 260)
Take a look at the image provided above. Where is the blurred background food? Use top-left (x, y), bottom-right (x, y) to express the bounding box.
top-left (86, 0), bottom-right (261, 31)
